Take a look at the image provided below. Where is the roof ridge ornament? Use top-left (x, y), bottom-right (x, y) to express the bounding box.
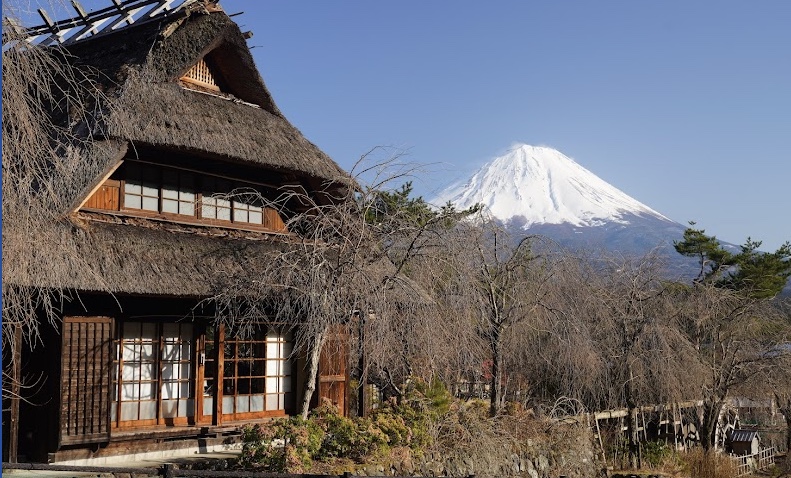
top-left (2, 0), bottom-right (223, 47)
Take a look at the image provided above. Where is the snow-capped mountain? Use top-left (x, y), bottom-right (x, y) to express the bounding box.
top-left (433, 144), bottom-right (671, 228)
top-left (433, 144), bottom-right (692, 269)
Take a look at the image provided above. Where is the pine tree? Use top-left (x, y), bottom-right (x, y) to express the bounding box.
top-left (674, 222), bottom-right (791, 298)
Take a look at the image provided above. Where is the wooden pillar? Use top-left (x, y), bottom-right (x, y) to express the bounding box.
top-left (356, 311), bottom-right (366, 418)
top-left (8, 324), bottom-right (23, 463)
top-left (212, 324), bottom-right (224, 426)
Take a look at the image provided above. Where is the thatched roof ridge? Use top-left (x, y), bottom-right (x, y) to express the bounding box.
top-left (107, 79), bottom-right (348, 184)
top-left (65, 8), bottom-right (349, 186)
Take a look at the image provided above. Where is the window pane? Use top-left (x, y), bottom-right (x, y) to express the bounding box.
top-left (236, 395), bottom-right (250, 413)
top-left (142, 183), bottom-right (158, 198)
top-left (124, 180), bottom-right (142, 195)
top-left (161, 362), bottom-right (175, 381)
top-left (122, 344), bottom-right (138, 362)
top-left (266, 394), bottom-right (279, 410)
top-left (201, 204), bottom-right (217, 219)
top-left (250, 395), bottom-right (264, 412)
top-left (161, 399), bottom-right (177, 418)
top-left (265, 377), bottom-right (279, 394)
top-left (179, 190), bottom-right (195, 202)
top-left (233, 207), bottom-right (248, 223)
top-left (139, 400), bottom-right (157, 419)
top-left (217, 206), bottom-right (231, 221)
top-left (124, 194), bottom-right (142, 209)
top-left (120, 402), bottom-right (139, 421)
top-left (179, 201), bottom-right (195, 216)
top-left (223, 396), bottom-right (234, 413)
top-left (142, 323), bottom-right (157, 339)
top-left (122, 363), bottom-right (138, 384)
top-left (266, 360), bottom-right (279, 376)
top-left (162, 198), bottom-right (179, 213)
top-left (162, 179), bottom-right (178, 199)
top-left (142, 196), bottom-right (158, 211)
top-left (139, 380), bottom-right (155, 399)
top-left (249, 211), bottom-right (263, 224)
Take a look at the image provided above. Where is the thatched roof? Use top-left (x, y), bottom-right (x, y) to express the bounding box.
top-left (4, 3), bottom-right (353, 298)
top-left (9, 211), bottom-right (291, 298)
top-left (66, 5), bottom-right (349, 187)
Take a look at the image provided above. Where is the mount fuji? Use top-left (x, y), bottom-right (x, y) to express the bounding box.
top-left (433, 144), bottom-right (691, 268)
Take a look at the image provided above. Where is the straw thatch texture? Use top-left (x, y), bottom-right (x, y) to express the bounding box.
top-left (65, 9), bottom-right (349, 186)
top-left (10, 216), bottom-right (286, 297)
top-left (4, 6), bottom-right (351, 295)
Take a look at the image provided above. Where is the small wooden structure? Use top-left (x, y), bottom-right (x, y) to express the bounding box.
top-left (3, 0), bottom-right (351, 464)
top-left (729, 429), bottom-right (760, 456)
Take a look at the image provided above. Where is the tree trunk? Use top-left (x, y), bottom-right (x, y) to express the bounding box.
top-left (489, 325), bottom-right (502, 417)
top-left (625, 363), bottom-right (641, 469)
top-left (299, 328), bottom-right (328, 419)
top-left (699, 398), bottom-right (725, 452)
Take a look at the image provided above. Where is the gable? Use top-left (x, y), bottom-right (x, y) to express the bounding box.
top-left (150, 14), bottom-right (280, 113)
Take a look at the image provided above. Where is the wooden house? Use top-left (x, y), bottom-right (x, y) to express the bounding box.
top-left (2, 0), bottom-right (352, 463)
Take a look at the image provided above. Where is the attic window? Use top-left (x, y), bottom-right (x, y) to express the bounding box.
top-left (181, 58), bottom-right (221, 93)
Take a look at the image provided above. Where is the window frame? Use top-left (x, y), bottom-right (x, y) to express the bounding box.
top-left (83, 160), bottom-right (289, 234)
top-left (112, 321), bottom-right (196, 429)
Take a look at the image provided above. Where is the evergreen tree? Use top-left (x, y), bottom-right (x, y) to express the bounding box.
top-left (674, 222), bottom-right (791, 298)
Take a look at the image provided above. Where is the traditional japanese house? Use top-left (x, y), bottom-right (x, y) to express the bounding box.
top-left (3, 0), bottom-right (351, 463)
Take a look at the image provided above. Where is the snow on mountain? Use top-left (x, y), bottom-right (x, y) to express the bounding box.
top-left (433, 144), bottom-right (672, 229)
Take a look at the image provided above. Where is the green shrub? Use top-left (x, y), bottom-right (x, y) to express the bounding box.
top-left (643, 440), bottom-right (675, 468)
top-left (238, 417), bottom-right (324, 472)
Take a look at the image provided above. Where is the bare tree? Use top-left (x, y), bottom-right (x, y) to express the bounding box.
top-left (591, 252), bottom-right (699, 468)
top-left (674, 282), bottom-right (788, 451)
top-left (438, 222), bottom-right (556, 416)
top-left (206, 152), bottom-right (473, 417)
top-left (2, 3), bottom-right (117, 405)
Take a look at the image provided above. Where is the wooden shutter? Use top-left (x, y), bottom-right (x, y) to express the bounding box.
top-left (318, 325), bottom-right (349, 416)
top-left (60, 316), bottom-right (112, 445)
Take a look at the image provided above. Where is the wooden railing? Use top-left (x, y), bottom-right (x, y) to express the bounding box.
top-left (731, 446), bottom-right (776, 477)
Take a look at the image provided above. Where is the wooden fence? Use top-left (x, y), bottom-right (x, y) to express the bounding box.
top-left (731, 446), bottom-right (776, 477)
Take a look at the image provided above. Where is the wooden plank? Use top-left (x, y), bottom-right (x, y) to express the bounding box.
top-left (8, 325), bottom-right (23, 463)
top-left (60, 317), bottom-right (112, 446)
top-left (70, 149), bottom-right (125, 213)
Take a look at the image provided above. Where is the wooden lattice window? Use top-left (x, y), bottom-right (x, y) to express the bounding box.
top-left (181, 58), bottom-right (221, 92)
top-left (217, 326), bottom-right (293, 420)
top-left (112, 322), bottom-right (195, 427)
top-left (60, 317), bottom-right (112, 445)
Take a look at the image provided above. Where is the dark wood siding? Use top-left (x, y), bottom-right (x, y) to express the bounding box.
top-left (60, 317), bottom-right (112, 446)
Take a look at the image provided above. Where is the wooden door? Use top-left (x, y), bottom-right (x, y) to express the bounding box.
top-left (60, 317), bottom-right (112, 445)
top-left (318, 326), bottom-right (349, 416)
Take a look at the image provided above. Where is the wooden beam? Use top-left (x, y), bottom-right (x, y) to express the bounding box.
top-left (8, 325), bottom-right (23, 463)
top-left (213, 324), bottom-right (224, 426)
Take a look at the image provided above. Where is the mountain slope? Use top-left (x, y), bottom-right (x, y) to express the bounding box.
top-left (434, 144), bottom-right (671, 229)
top-left (433, 144), bottom-right (696, 276)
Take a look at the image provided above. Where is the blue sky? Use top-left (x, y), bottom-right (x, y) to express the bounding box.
top-left (17, 1), bottom-right (791, 250)
top-left (223, 1), bottom-right (791, 250)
